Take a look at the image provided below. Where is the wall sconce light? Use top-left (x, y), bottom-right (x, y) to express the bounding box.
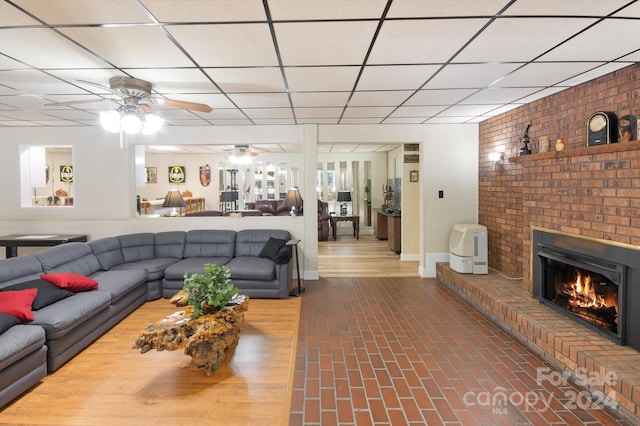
top-left (488, 152), bottom-right (504, 163)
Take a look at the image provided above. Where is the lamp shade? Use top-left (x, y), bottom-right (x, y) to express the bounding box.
top-left (284, 188), bottom-right (304, 207)
top-left (220, 191), bottom-right (238, 202)
top-left (162, 190), bottom-right (185, 208)
top-left (337, 191), bottom-right (352, 202)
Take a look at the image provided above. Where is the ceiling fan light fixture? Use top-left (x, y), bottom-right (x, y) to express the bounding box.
top-left (121, 113), bottom-right (142, 134)
top-left (100, 110), bottom-right (121, 133)
top-left (142, 113), bottom-right (164, 135)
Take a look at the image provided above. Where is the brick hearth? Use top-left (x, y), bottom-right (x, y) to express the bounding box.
top-left (436, 263), bottom-right (640, 424)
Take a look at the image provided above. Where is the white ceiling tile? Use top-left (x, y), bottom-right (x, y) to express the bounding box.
top-left (405, 88), bottom-right (478, 105)
top-left (424, 63), bottom-right (521, 89)
top-left (0, 28), bottom-right (112, 69)
top-left (13, 0), bottom-right (153, 24)
top-left (275, 21), bottom-right (378, 65)
top-left (269, 0), bottom-right (388, 19)
top-left (515, 87), bottom-right (566, 104)
top-left (141, 0), bottom-right (266, 22)
top-left (252, 118), bottom-right (296, 125)
top-left (390, 105), bottom-right (446, 118)
top-left (0, 70), bottom-right (91, 95)
top-left (454, 17), bottom-right (598, 62)
top-left (285, 67), bottom-right (360, 92)
top-left (295, 108), bottom-right (343, 119)
top-left (612, 1), bottom-right (640, 17)
top-left (369, 19), bottom-right (489, 64)
top-left (439, 105), bottom-right (503, 117)
top-left (297, 118), bottom-right (339, 124)
top-left (339, 118), bottom-right (383, 124)
top-left (342, 106), bottom-right (396, 118)
top-left (245, 108), bottom-right (293, 119)
top-left (556, 63), bottom-right (633, 87)
top-left (539, 19), bottom-right (640, 62)
top-left (204, 68), bottom-right (285, 93)
top-left (383, 117), bottom-right (427, 124)
top-left (427, 116), bottom-right (477, 124)
top-left (388, 0), bottom-right (509, 17)
top-left (349, 91), bottom-right (414, 107)
top-left (0, 1), bottom-right (43, 26)
top-left (460, 87), bottom-right (544, 104)
top-left (494, 62), bottom-right (603, 87)
top-left (357, 65), bottom-right (440, 90)
top-left (0, 95), bottom-right (52, 109)
top-left (228, 93), bottom-right (291, 108)
top-left (167, 24), bottom-right (279, 67)
top-left (290, 92), bottom-right (350, 107)
top-left (502, 0), bottom-right (631, 15)
top-left (59, 26), bottom-right (193, 68)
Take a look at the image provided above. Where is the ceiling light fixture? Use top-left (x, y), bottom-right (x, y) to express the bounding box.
top-left (100, 105), bottom-right (164, 136)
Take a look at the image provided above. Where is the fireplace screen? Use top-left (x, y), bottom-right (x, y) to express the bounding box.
top-left (543, 258), bottom-right (619, 335)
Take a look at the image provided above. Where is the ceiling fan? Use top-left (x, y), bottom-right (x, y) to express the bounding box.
top-left (224, 144), bottom-right (270, 157)
top-left (224, 145), bottom-right (270, 164)
top-left (45, 76), bottom-right (213, 113)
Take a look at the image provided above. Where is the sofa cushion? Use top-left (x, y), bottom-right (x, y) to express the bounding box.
top-left (0, 256), bottom-right (44, 288)
top-left (2, 279), bottom-right (73, 309)
top-left (225, 257), bottom-right (275, 281)
top-left (0, 289), bottom-right (37, 322)
top-left (32, 242), bottom-right (101, 276)
top-left (109, 258), bottom-right (181, 281)
top-left (163, 257), bottom-right (232, 280)
top-left (117, 233), bottom-right (156, 262)
top-left (183, 230), bottom-right (236, 258)
top-left (31, 291), bottom-right (111, 340)
top-left (87, 237), bottom-right (124, 270)
top-left (0, 312), bottom-right (20, 334)
top-left (0, 324), bottom-right (46, 371)
top-left (40, 273), bottom-right (99, 292)
top-left (90, 270), bottom-right (147, 305)
top-left (235, 229), bottom-right (291, 257)
top-left (155, 231), bottom-right (186, 258)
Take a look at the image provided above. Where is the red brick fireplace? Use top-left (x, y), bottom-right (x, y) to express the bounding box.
top-left (478, 62), bottom-right (640, 291)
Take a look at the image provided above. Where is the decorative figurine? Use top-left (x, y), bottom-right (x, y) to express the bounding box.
top-left (519, 123), bottom-right (532, 155)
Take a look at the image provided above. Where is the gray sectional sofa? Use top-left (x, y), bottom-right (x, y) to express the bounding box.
top-left (0, 228), bottom-right (293, 409)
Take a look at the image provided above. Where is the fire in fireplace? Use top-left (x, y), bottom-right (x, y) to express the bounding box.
top-left (532, 229), bottom-right (640, 353)
top-left (545, 259), bottom-right (619, 335)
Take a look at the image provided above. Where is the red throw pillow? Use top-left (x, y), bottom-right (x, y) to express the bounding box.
top-left (40, 273), bottom-right (98, 292)
top-left (0, 289), bottom-right (37, 322)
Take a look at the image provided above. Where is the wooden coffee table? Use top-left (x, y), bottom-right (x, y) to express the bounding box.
top-left (331, 215), bottom-right (360, 240)
top-left (133, 294), bottom-right (249, 375)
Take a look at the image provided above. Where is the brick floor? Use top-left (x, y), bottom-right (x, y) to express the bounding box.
top-left (289, 276), bottom-right (635, 425)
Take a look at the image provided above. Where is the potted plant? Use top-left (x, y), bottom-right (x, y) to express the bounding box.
top-left (182, 263), bottom-right (239, 317)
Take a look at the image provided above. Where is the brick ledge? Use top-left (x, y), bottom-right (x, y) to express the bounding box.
top-left (436, 263), bottom-right (640, 424)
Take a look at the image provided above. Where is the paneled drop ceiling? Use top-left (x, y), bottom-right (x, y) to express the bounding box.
top-left (1, 0), bottom-right (638, 135)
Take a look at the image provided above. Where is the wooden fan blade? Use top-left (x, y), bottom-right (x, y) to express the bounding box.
top-left (150, 97), bottom-right (212, 113)
top-left (44, 98), bottom-right (116, 107)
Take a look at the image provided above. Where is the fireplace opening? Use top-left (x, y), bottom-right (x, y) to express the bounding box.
top-left (542, 257), bottom-right (620, 337)
top-left (532, 229), bottom-right (640, 352)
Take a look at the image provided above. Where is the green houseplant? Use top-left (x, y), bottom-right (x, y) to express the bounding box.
top-left (182, 264), bottom-right (239, 317)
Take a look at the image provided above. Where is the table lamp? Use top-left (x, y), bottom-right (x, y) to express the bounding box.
top-left (284, 188), bottom-right (304, 216)
top-left (337, 191), bottom-right (351, 215)
top-left (162, 189), bottom-right (185, 216)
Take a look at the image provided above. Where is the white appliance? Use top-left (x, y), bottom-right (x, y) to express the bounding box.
top-left (449, 224), bottom-right (488, 274)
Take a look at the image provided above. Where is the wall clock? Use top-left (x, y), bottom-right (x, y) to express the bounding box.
top-left (587, 111), bottom-right (618, 146)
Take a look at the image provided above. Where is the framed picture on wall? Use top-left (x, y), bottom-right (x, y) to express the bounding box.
top-left (410, 170), bottom-right (418, 182)
top-left (145, 167), bottom-right (157, 184)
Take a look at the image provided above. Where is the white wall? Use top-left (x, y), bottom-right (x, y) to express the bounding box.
top-left (0, 123), bottom-right (479, 279)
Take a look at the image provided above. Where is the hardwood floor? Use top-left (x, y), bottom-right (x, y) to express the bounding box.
top-left (318, 233), bottom-right (419, 277)
top-left (0, 297), bottom-right (301, 426)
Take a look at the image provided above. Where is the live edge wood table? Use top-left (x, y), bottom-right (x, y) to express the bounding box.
top-left (133, 294), bottom-right (249, 375)
top-left (0, 234), bottom-right (88, 258)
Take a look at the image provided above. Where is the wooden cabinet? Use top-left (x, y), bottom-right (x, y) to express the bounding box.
top-left (374, 209), bottom-right (401, 254)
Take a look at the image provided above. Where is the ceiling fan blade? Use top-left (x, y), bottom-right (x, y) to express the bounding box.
top-left (44, 98), bottom-right (117, 107)
top-left (150, 97), bottom-right (213, 113)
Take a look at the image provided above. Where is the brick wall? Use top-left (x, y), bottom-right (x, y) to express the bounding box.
top-left (478, 63), bottom-right (640, 292)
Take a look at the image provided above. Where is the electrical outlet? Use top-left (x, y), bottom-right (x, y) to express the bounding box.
top-left (438, 190), bottom-right (444, 199)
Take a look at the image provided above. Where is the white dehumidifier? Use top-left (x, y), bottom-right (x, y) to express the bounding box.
top-left (449, 224), bottom-right (488, 274)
